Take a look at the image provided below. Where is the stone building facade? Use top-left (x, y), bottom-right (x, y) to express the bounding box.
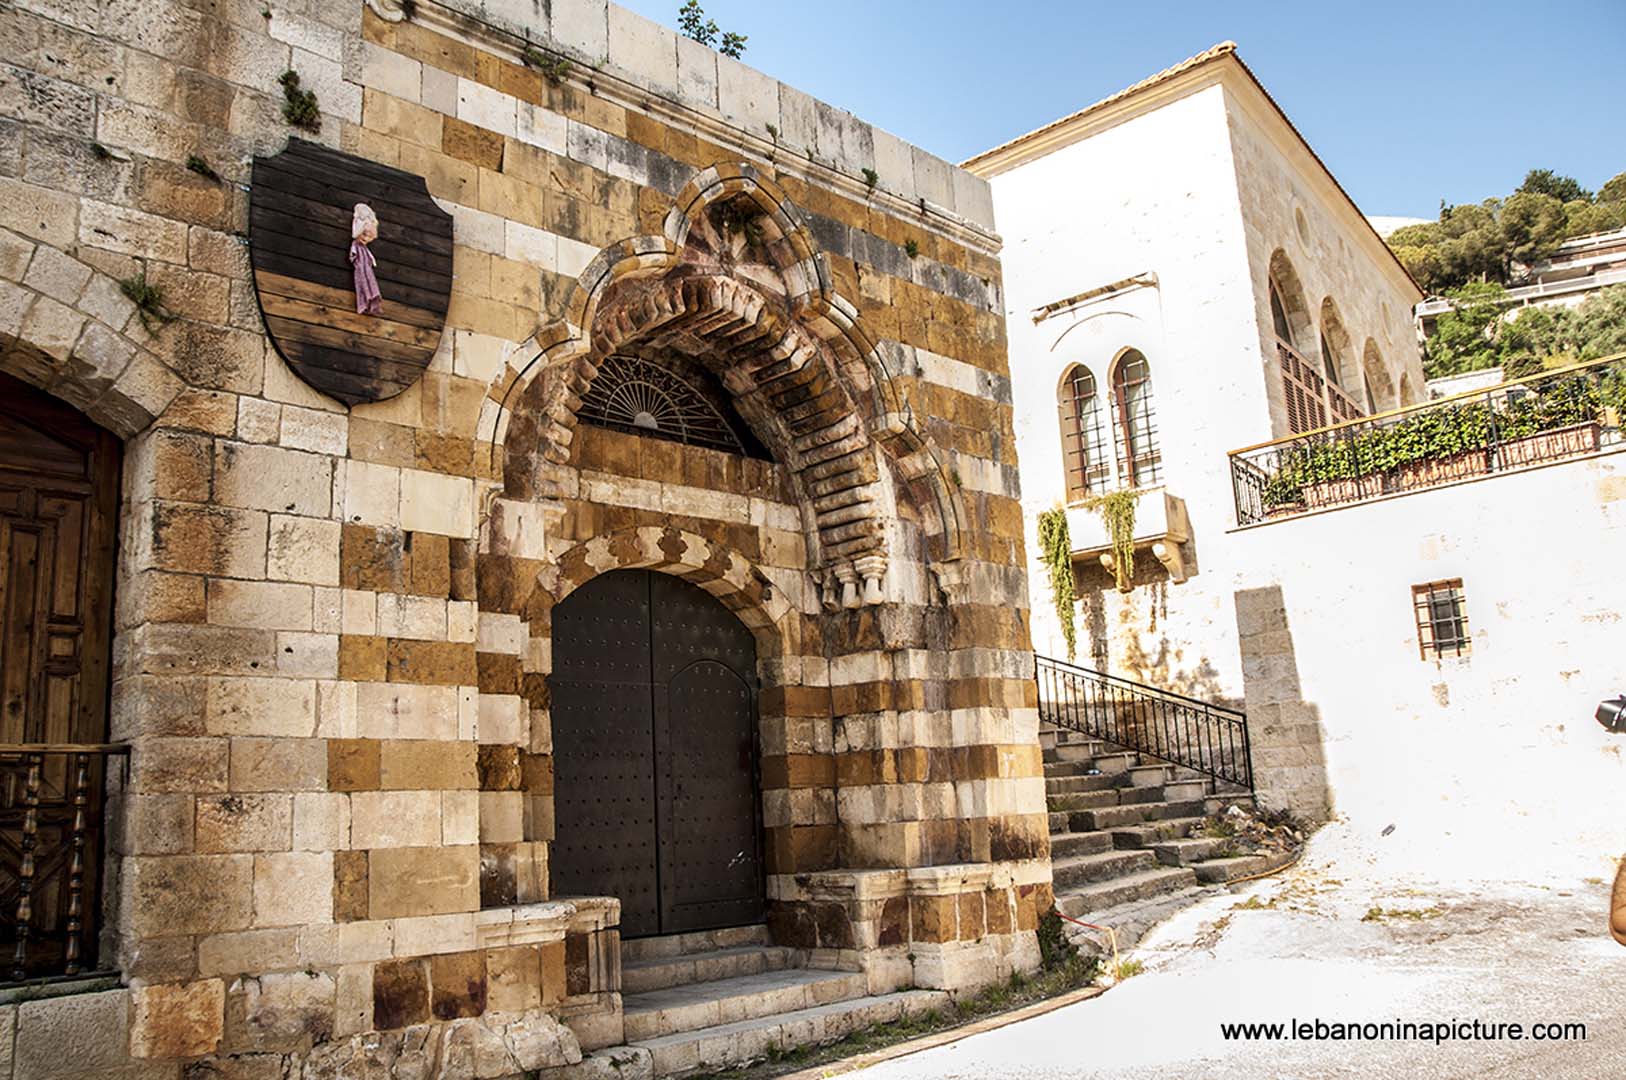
top-left (0, 1), bottom-right (1044, 1076)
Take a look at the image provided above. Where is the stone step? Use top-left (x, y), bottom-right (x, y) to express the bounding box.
top-left (1047, 790), bottom-right (1120, 813)
top-left (622, 924), bottom-right (770, 964)
top-left (1127, 763), bottom-right (1173, 787)
top-left (1163, 778), bottom-right (1208, 801)
top-left (621, 944), bottom-right (799, 995)
top-left (1043, 772), bottom-right (1119, 794)
top-left (1109, 816), bottom-right (1209, 848)
top-left (1092, 752), bottom-right (1138, 775)
top-left (632, 988), bottom-right (950, 1077)
top-left (1051, 849), bottom-right (1158, 890)
top-left (1055, 866), bottom-right (1200, 918)
top-left (622, 967), bottom-right (869, 1042)
top-left (1113, 785), bottom-right (1167, 806)
top-left (1042, 743), bottom-right (1102, 764)
top-left (1076, 798), bottom-right (1206, 831)
top-left (1150, 836), bottom-right (1233, 866)
top-left (1049, 830), bottom-right (1113, 859)
top-left (1040, 760), bottom-right (1116, 781)
top-left (1047, 810), bottom-right (1073, 834)
top-left (1192, 849), bottom-right (1297, 884)
top-left (1060, 883), bottom-right (1215, 959)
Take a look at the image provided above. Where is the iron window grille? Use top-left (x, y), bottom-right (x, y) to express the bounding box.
top-left (1058, 365), bottom-right (1109, 500)
top-left (1413, 580), bottom-right (1470, 660)
top-left (578, 354), bottom-right (765, 457)
top-left (1110, 350), bottom-right (1162, 487)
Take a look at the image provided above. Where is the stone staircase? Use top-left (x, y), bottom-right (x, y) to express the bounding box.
top-left (1042, 724), bottom-right (1291, 948)
top-left (613, 924), bottom-right (948, 1077)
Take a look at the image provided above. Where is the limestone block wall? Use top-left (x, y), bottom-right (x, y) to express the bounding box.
top-left (0, 0), bottom-right (1043, 1075)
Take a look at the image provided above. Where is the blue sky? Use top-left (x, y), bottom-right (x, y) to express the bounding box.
top-left (614, 0), bottom-right (1626, 219)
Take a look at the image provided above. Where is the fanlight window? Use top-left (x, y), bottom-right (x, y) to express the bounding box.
top-left (1110, 350), bottom-right (1162, 487)
top-left (579, 354), bottom-right (757, 456)
top-left (1058, 365), bottom-right (1109, 500)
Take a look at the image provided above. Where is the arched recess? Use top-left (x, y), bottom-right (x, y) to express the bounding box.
top-left (498, 163), bottom-right (967, 610)
top-left (0, 244), bottom-right (186, 439)
top-left (1266, 250), bottom-right (1314, 352)
top-left (1317, 297), bottom-right (1357, 394)
top-left (1399, 371), bottom-right (1418, 407)
top-left (1361, 338), bottom-right (1395, 412)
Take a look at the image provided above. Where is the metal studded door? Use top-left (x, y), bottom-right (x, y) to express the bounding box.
top-left (549, 570), bottom-right (763, 939)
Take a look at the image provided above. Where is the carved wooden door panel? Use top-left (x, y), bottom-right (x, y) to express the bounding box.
top-left (549, 570), bottom-right (764, 939)
top-left (0, 373), bottom-right (119, 977)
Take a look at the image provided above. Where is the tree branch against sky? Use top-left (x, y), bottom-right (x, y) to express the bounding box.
top-left (616, 0), bottom-right (1625, 217)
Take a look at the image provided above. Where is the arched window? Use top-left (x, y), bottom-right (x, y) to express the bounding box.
top-left (1269, 277), bottom-right (1296, 347)
top-left (1318, 298), bottom-right (1364, 424)
top-left (1057, 364), bottom-right (1108, 500)
top-left (1267, 253), bottom-right (1327, 434)
top-left (1110, 350), bottom-right (1161, 487)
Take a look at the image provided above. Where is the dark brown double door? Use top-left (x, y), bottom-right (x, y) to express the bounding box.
top-left (550, 570), bottom-right (764, 938)
top-left (0, 373), bottom-right (120, 976)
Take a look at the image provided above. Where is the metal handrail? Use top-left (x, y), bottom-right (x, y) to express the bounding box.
top-left (1038, 653), bottom-right (1245, 716)
top-left (1035, 655), bottom-right (1254, 791)
top-left (1230, 353), bottom-right (1626, 524)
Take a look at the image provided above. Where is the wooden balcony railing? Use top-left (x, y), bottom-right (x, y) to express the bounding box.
top-left (1, 744), bottom-right (127, 985)
top-left (1231, 353), bottom-right (1626, 524)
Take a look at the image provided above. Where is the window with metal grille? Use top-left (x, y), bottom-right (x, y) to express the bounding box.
top-left (1057, 364), bottom-right (1109, 500)
top-left (1413, 580), bottom-right (1470, 660)
top-left (578, 354), bottom-right (766, 457)
top-left (1110, 350), bottom-right (1161, 487)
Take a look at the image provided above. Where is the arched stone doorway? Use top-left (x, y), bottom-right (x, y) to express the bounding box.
top-left (548, 567), bottom-right (764, 939)
top-left (0, 370), bottom-right (121, 977)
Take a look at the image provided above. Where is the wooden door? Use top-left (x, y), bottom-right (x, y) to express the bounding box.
top-left (0, 372), bottom-right (120, 977)
top-left (549, 570), bottom-right (764, 939)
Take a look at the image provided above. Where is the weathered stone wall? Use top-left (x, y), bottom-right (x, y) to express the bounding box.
top-left (0, 0), bottom-right (1043, 1075)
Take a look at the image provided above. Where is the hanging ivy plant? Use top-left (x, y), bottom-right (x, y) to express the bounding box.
top-left (1036, 507), bottom-right (1077, 661)
top-left (1089, 489), bottom-right (1137, 591)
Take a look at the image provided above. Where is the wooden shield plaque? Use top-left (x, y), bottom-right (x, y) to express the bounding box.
top-left (250, 139), bottom-right (453, 405)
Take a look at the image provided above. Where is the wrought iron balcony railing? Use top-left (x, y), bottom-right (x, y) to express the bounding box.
top-left (1036, 655), bottom-right (1253, 791)
top-left (1231, 353), bottom-right (1626, 525)
top-left (1, 744), bottom-right (127, 986)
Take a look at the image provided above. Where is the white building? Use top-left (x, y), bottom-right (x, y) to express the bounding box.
top-left (969, 43), bottom-right (1626, 880)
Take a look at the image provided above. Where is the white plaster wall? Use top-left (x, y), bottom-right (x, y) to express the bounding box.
top-left (990, 85), bottom-right (1268, 691)
top-left (1233, 452), bottom-right (1626, 882)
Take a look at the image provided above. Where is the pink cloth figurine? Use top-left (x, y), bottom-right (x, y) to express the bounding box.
top-left (349, 202), bottom-right (382, 315)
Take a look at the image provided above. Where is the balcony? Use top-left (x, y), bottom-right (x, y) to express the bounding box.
top-left (1067, 488), bottom-right (1192, 586)
top-left (1, 744), bottom-right (126, 987)
top-left (1229, 354), bottom-right (1626, 525)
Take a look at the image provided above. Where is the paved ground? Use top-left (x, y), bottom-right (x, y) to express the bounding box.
top-left (858, 825), bottom-right (1626, 1079)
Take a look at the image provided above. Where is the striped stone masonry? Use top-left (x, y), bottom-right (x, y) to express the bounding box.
top-left (0, 0), bottom-right (1043, 1076)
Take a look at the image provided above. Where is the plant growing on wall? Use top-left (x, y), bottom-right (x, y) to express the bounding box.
top-left (678, 1), bottom-right (747, 58)
top-left (278, 70), bottom-right (319, 132)
top-left (1089, 489), bottom-right (1137, 591)
top-left (118, 271), bottom-right (172, 332)
top-left (1036, 507), bottom-right (1077, 661)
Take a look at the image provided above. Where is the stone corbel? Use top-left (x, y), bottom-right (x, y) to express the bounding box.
top-left (1151, 539), bottom-right (1188, 584)
top-left (364, 0), bottom-right (408, 21)
top-left (854, 553), bottom-right (887, 606)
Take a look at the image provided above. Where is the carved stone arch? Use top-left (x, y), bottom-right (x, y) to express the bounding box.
top-left (0, 234), bottom-right (187, 438)
top-left (499, 163), bottom-right (967, 608)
